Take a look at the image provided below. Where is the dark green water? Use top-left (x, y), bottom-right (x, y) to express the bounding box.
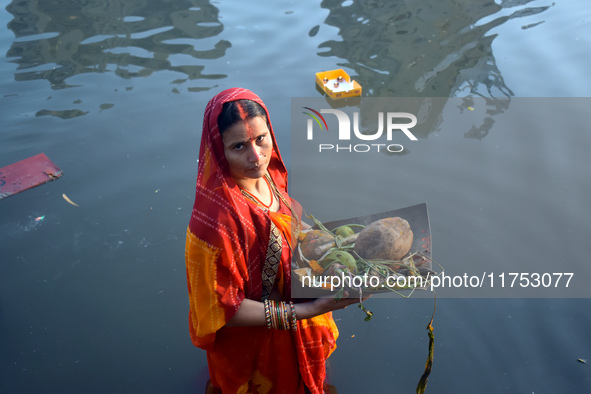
top-left (1, 1), bottom-right (590, 393)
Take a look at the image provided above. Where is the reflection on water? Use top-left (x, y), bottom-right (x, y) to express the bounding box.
top-left (4, 0), bottom-right (552, 128)
top-left (316, 0), bottom-right (550, 98)
top-left (1, 1), bottom-right (590, 393)
top-left (314, 0), bottom-right (551, 142)
top-left (6, 0), bottom-right (229, 90)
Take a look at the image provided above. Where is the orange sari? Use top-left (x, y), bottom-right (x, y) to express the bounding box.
top-left (185, 88), bottom-right (338, 393)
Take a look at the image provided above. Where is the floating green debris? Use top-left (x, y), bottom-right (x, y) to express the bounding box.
top-left (358, 302), bottom-right (373, 322)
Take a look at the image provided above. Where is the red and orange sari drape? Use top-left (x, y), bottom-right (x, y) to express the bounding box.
top-left (185, 88), bottom-right (338, 393)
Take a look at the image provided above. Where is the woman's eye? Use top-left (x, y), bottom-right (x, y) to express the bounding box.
top-left (257, 135), bottom-right (266, 142)
top-left (233, 143), bottom-right (243, 150)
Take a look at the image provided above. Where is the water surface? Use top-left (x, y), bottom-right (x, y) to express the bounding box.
top-left (1, 0), bottom-right (590, 393)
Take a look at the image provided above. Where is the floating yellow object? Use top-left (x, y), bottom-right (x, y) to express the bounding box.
top-left (62, 193), bottom-right (79, 207)
top-left (315, 69), bottom-right (362, 99)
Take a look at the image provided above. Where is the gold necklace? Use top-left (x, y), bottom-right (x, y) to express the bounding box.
top-left (239, 176), bottom-right (273, 209)
top-left (265, 174), bottom-right (302, 238)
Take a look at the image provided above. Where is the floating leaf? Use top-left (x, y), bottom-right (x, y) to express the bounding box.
top-left (62, 193), bottom-right (79, 207)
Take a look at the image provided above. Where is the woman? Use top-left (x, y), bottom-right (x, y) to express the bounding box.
top-left (185, 88), bottom-right (360, 393)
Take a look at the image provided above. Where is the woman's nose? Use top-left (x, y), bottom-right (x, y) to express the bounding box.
top-left (246, 143), bottom-right (262, 162)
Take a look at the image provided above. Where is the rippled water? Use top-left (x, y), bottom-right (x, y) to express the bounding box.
top-left (1, 0), bottom-right (590, 393)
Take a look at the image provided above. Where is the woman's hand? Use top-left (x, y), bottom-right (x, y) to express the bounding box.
top-left (300, 220), bottom-right (312, 230)
top-left (294, 292), bottom-right (371, 320)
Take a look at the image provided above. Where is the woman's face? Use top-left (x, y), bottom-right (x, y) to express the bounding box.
top-left (221, 115), bottom-right (273, 182)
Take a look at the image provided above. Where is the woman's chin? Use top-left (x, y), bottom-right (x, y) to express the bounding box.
top-left (249, 164), bottom-right (269, 178)
top-left (250, 168), bottom-right (267, 178)
top-left (235, 167), bottom-right (267, 180)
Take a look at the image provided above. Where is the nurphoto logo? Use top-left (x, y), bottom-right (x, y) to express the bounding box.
top-left (303, 107), bottom-right (418, 153)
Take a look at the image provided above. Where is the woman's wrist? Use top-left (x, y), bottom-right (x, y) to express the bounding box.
top-left (294, 294), bottom-right (370, 321)
top-left (293, 298), bottom-right (338, 320)
top-left (293, 302), bottom-right (314, 321)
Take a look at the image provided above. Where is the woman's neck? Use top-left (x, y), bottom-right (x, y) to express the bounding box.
top-left (235, 176), bottom-right (265, 195)
top-left (236, 175), bottom-right (279, 211)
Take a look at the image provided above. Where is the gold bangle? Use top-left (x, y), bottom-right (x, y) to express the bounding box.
top-left (264, 299), bottom-right (271, 330)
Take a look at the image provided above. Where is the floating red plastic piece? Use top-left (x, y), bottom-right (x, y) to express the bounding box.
top-left (0, 153), bottom-right (63, 200)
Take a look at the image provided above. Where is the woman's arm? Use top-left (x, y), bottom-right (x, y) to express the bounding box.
top-left (224, 293), bottom-right (368, 327)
